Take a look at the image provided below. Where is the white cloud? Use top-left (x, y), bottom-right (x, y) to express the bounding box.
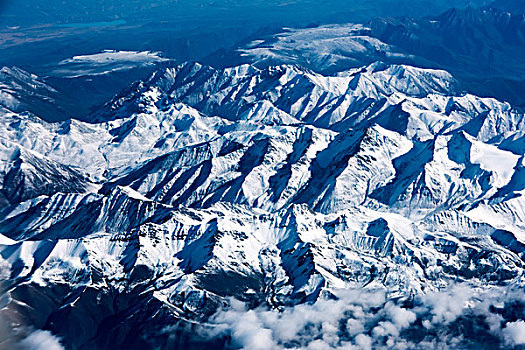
top-left (212, 302), bottom-right (276, 350)
top-left (19, 330), bottom-right (64, 350)
top-left (384, 301), bottom-right (416, 329)
top-left (419, 284), bottom-right (471, 324)
top-left (503, 320), bottom-right (525, 345)
top-left (354, 334), bottom-right (372, 350)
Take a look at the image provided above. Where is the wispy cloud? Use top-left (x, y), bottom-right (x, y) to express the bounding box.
top-left (19, 330), bottom-right (64, 350)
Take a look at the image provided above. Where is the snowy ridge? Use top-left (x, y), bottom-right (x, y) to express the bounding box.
top-left (0, 67), bottom-right (74, 121)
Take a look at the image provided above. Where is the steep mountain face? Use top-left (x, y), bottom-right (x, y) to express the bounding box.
top-left (1, 61), bottom-right (525, 349)
top-left (0, 67), bottom-right (76, 121)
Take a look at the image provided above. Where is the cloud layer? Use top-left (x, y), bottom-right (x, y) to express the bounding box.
top-left (197, 284), bottom-right (525, 349)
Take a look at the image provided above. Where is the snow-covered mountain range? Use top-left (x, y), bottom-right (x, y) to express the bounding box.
top-left (1, 60), bottom-right (525, 348)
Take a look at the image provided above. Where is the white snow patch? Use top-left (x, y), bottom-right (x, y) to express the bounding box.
top-left (52, 50), bottom-right (171, 78)
top-left (118, 186), bottom-right (152, 202)
top-left (467, 134), bottom-right (519, 188)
